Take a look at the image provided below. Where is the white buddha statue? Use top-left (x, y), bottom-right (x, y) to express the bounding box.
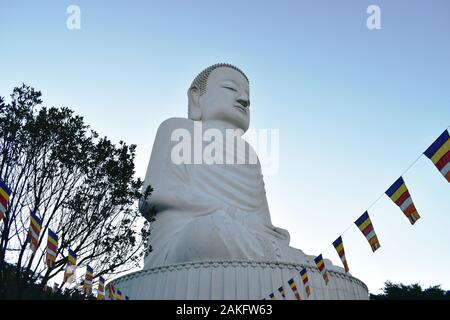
top-left (139, 63), bottom-right (309, 269)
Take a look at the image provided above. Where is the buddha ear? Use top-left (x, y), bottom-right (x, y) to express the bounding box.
top-left (188, 87), bottom-right (202, 121)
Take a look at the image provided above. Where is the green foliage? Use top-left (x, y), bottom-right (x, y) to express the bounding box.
top-left (370, 281), bottom-right (450, 300)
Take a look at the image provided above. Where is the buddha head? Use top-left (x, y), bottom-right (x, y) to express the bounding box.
top-left (188, 63), bottom-right (250, 132)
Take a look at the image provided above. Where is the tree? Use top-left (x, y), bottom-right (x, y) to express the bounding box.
top-left (0, 84), bottom-right (151, 298)
top-left (370, 281), bottom-right (450, 300)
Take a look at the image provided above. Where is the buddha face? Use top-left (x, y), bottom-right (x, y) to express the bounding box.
top-left (190, 67), bottom-right (250, 132)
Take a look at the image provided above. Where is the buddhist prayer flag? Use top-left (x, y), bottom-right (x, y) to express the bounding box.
top-left (97, 276), bottom-right (105, 300)
top-left (288, 278), bottom-right (302, 300)
top-left (46, 229), bottom-right (58, 268)
top-left (355, 211), bottom-right (380, 252)
top-left (278, 286), bottom-right (286, 299)
top-left (116, 290), bottom-right (123, 300)
top-left (269, 293), bottom-right (276, 300)
top-left (108, 284), bottom-right (116, 300)
top-left (0, 178), bottom-right (12, 221)
top-left (125, 296), bottom-right (130, 300)
top-left (332, 236), bottom-right (349, 272)
top-left (314, 254), bottom-right (329, 285)
top-left (83, 265), bottom-right (93, 295)
top-left (28, 211), bottom-right (42, 253)
top-left (63, 249), bottom-right (77, 283)
top-left (424, 130), bottom-right (450, 182)
top-left (300, 268), bottom-right (311, 297)
top-left (385, 177), bottom-right (421, 225)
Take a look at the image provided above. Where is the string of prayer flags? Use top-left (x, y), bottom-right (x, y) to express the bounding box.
top-left (83, 265), bottom-right (93, 295)
top-left (332, 236), bottom-right (349, 272)
top-left (288, 278), bottom-right (302, 300)
top-left (97, 276), bottom-right (105, 300)
top-left (116, 290), bottom-right (123, 300)
top-left (278, 286), bottom-right (286, 299)
top-left (386, 177), bottom-right (421, 225)
top-left (269, 293), bottom-right (276, 300)
top-left (299, 268), bottom-right (311, 297)
top-left (46, 229), bottom-right (58, 268)
top-left (355, 211), bottom-right (380, 252)
top-left (0, 178), bottom-right (12, 221)
top-left (314, 254), bottom-right (329, 285)
top-left (28, 211), bottom-right (42, 253)
top-left (424, 129), bottom-right (450, 182)
top-left (64, 249), bottom-right (77, 283)
top-left (264, 127), bottom-right (450, 300)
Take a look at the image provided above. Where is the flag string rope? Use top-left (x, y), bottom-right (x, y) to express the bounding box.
top-left (316, 125), bottom-right (449, 257)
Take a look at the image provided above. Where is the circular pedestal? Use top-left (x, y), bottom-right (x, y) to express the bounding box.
top-left (109, 260), bottom-right (368, 300)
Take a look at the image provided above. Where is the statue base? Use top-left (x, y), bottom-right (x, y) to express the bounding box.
top-left (108, 260), bottom-right (368, 300)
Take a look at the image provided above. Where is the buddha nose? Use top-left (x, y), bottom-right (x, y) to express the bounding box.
top-left (237, 98), bottom-right (250, 108)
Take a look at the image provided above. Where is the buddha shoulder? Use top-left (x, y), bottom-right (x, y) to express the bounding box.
top-left (155, 117), bottom-right (196, 141)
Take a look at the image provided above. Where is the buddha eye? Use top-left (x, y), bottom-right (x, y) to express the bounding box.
top-left (223, 86), bottom-right (238, 92)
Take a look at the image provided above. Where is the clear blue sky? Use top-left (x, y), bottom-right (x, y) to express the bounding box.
top-left (1, 0), bottom-right (449, 294)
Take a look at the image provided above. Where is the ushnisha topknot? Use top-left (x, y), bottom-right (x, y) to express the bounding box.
top-left (189, 63), bottom-right (249, 96)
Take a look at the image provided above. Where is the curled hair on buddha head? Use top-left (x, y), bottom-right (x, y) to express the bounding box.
top-left (188, 63), bottom-right (249, 120)
top-left (189, 63), bottom-right (249, 96)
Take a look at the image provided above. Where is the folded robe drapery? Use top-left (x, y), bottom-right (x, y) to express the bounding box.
top-left (140, 118), bottom-right (307, 268)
